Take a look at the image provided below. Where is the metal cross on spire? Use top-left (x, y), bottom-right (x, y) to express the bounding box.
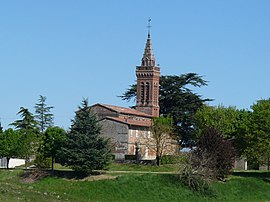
top-left (147, 18), bottom-right (152, 38)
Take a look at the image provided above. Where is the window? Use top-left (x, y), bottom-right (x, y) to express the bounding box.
top-left (141, 82), bottom-right (145, 103)
top-left (146, 82), bottom-right (150, 102)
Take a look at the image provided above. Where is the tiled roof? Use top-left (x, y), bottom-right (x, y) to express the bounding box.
top-left (93, 103), bottom-right (153, 118)
top-left (103, 116), bottom-right (152, 127)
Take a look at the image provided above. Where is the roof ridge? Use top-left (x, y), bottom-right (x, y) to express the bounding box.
top-left (93, 103), bottom-right (153, 117)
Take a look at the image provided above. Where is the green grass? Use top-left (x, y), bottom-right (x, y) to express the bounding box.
top-left (0, 168), bottom-right (270, 202)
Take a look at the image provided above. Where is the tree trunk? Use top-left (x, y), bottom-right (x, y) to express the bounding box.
top-left (51, 157), bottom-right (54, 171)
top-left (156, 155), bottom-right (160, 166)
top-left (268, 157), bottom-right (270, 171)
top-left (25, 157), bottom-right (30, 169)
top-left (6, 157), bottom-right (10, 169)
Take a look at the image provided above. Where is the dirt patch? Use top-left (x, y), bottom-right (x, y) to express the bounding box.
top-left (20, 169), bottom-right (118, 183)
top-left (21, 170), bottom-right (50, 183)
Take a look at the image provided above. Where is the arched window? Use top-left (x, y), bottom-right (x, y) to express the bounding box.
top-left (153, 83), bottom-right (158, 105)
top-left (145, 58), bottom-right (149, 66)
top-left (146, 82), bottom-right (150, 103)
top-left (141, 82), bottom-right (145, 103)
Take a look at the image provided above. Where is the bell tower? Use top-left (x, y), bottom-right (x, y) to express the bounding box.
top-left (136, 20), bottom-right (160, 117)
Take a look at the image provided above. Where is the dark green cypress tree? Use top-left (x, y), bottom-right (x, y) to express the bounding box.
top-left (59, 98), bottom-right (111, 175)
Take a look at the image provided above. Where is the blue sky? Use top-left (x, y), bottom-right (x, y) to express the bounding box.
top-left (0, 1), bottom-right (270, 129)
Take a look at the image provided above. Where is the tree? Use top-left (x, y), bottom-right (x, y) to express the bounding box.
top-left (195, 105), bottom-right (250, 156)
top-left (150, 116), bottom-right (174, 166)
top-left (10, 107), bottom-right (39, 167)
top-left (195, 105), bottom-right (239, 137)
top-left (193, 128), bottom-right (235, 180)
top-left (39, 127), bottom-right (66, 170)
top-left (59, 98), bottom-right (111, 175)
top-left (120, 73), bottom-right (211, 146)
top-left (11, 107), bottom-right (37, 131)
top-left (35, 95), bottom-right (54, 133)
top-left (0, 129), bottom-right (22, 169)
top-left (246, 99), bottom-right (270, 169)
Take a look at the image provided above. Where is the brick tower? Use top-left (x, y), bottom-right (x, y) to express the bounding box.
top-left (136, 30), bottom-right (160, 117)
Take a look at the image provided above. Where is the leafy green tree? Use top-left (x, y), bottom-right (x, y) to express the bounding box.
top-left (120, 73), bottom-right (211, 147)
top-left (35, 95), bottom-right (54, 133)
top-left (39, 127), bottom-right (66, 170)
top-left (246, 99), bottom-right (270, 169)
top-left (195, 105), bottom-right (239, 137)
top-left (151, 116), bottom-right (174, 166)
top-left (0, 129), bottom-right (22, 169)
top-left (195, 105), bottom-right (250, 156)
top-left (59, 99), bottom-right (111, 175)
top-left (10, 107), bottom-right (39, 167)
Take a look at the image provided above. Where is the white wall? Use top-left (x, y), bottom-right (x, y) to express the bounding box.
top-left (0, 158), bottom-right (25, 168)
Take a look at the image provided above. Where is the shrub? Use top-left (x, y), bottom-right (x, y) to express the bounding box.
top-left (161, 155), bottom-right (180, 164)
top-left (178, 128), bottom-right (235, 193)
top-left (178, 153), bottom-right (213, 194)
top-left (34, 154), bottom-right (51, 169)
top-left (194, 127), bottom-right (235, 180)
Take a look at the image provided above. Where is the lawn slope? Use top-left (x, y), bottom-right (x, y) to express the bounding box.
top-left (0, 169), bottom-right (270, 202)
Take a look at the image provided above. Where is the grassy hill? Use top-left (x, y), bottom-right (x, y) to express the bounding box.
top-left (0, 166), bottom-right (270, 201)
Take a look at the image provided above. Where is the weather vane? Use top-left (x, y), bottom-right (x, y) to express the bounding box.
top-left (147, 18), bottom-right (152, 37)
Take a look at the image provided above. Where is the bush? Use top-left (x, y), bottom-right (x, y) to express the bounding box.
top-left (178, 128), bottom-right (235, 193)
top-left (178, 153), bottom-right (213, 194)
top-left (34, 154), bottom-right (51, 169)
top-left (194, 127), bottom-right (235, 180)
top-left (161, 155), bottom-right (180, 164)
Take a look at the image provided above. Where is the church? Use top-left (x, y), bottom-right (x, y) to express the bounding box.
top-left (91, 30), bottom-right (178, 160)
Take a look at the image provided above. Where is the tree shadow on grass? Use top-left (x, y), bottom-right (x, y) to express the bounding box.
top-left (51, 170), bottom-right (102, 179)
top-left (233, 171), bottom-right (270, 179)
top-left (233, 171), bottom-right (270, 184)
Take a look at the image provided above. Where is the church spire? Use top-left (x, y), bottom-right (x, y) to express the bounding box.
top-left (141, 19), bottom-right (156, 67)
top-left (136, 19), bottom-right (160, 117)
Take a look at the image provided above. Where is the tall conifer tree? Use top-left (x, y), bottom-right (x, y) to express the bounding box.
top-left (35, 95), bottom-right (54, 133)
top-left (10, 107), bottom-right (39, 167)
top-left (59, 98), bottom-right (111, 174)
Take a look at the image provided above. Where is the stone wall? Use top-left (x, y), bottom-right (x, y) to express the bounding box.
top-left (99, 119), bottom-right (129, 160)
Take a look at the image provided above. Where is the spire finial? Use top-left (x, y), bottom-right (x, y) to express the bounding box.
top-left (147, 18), bottom-right (151, 38)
